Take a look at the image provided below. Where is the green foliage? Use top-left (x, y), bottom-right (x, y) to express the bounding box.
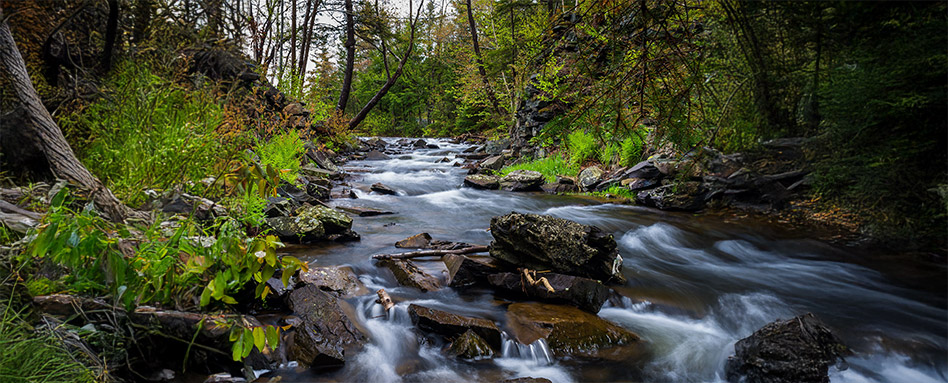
top-left (255, 129), bottom-right (307, 183)
top-left (23, 188), bottom-right (306, 310)
top-left (0, 307), bottom-right (96, 383)
top-left (599, 143), bottom-right (619, 165)
top-left (566, 130), bottom-right (598, 166)
top-left (500, 155), bottom-right (577, 183)
top-left (619, 136), bottom-right (643, 167)
top-left (596, 185), bottom-right (636, 200)
top-left (59, 61), bottom-right (230, 206)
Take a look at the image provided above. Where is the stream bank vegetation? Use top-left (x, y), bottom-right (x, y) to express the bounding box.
top-left (0, 0), bottom-right (943, 380)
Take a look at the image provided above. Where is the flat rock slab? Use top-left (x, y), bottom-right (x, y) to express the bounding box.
top-left (377, 259), bottom-right (442, 292)
top-left (487, 272), bottom-right (610, 313)
top-left (338, 206), bottom-right (395, 217)
top-left (500, 170), bottom-right (544, 192)
top-left (370, 183), bottom-right (398, 195)
top-left (444, 254), bottom-right (500, 288)
top-left (407, 304), bottom-right (501, 350)
top-left (395, 233), bottom-right (432, 248)
top-left (464, 174), bottom-right (500, 190)
top-left (299, 266), bottom-right (369, 298)
top-left (505, 302), bottom-right (640, 361)
top-left (364, 150), bottom-right (391, 160)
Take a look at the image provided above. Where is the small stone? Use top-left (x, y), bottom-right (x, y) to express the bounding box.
top-left (395, 233), bottom-right (432, 248)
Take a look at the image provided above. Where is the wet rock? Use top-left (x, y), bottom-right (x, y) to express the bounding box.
top-left (623, 160), bottom-right (662, 180)
top-left (412, 139), bottom-right (428, 148)
top-left (578, 166), bottom-right (604, 191)
top-left (265, 216), bottom-right (325, 242)
top-left (489, 213), bottom-right (625, 284)
top-left (327, 229), bottom-right (361, 242)
top-left (464, 174), bottom-right (501, 190)
top-left (337, 206), bottom-right (394, 217)
top-left (204, 373), bottom-right (245, 383)
top-left (487, 272), bottom-right (610, 313)
top-left (287, 285), bottom-right (367, 368)
top-left (457, 152), bottom-right (491, 160)
top-left (436, 157), bottom-right (453, 163)
top-left (635, 182), bottom-right (706, 211)
top-left (499, 170), bottom-right (544, 192)
top-left (462, 146), bottom-right (479, 153)
top-left (484, 138), bottom-right (511, 155)
top-left (371, 183), bottom-right (398, 195)
top-left (480, 155), bottom-right (506, 171)
top-left (299, 266), bottom-right (368, 298)
top-left (365, 150), bottom-right (391, 161)
top-left (364, 137), bottom-right (386, 149)
top-left (426, 144), bottom-right (440, 149)
top-left (305, 182), bottom-right (331, 201)
top-left (331, 188), bottom-right (358, 199)
top-left (444, 254), bottom-right (499, 288)
top-left (726, 313), bottom-right (847, 383)
top-left (620, 177), bottom-right (658, 191)
top-left (448, 329), bottom-right (494, 360)
top-left (395, 233), bottom-right (432, 248)
top-left (541, 183), bottom-right (578, 194)
top-left (377, 259), bottom-right (442, 292)
top-left (653, 157), bottom-right (704, 178)
top-left (502, 378), bottom-right (552, 383)
top-left (300, 163), bottom-right (340, 181)
top-left (505, 302), bottom-right (640, 360)
top-left (296, 205), bottom-right (352, 234)
top-left (161, 193), bottom-right (227, 221)
top-left (306, 147), bottom-right (344, 174)
top-left (278, 182), bottom-right (316, 204)
top-left (407, 304), bottom-right (501, 349)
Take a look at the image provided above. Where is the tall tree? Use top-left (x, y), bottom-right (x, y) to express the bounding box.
top-left (465, 0), bottom-right (502, 114)
top-left (102, 0), bottom-right (119, 71)
top-left (347, 0), bottom-right (425, 130)
top-left (336, 0), bottom-right (356, 112)
top-left (0, 8), bottom-right (136, 223)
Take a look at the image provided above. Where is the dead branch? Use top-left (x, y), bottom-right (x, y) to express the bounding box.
top-left (375, 289), bottom-right (394, 312)
top-left (371, 245), bottom-right (488, 260)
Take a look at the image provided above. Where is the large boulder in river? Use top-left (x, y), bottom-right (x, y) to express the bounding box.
top-left (464, 174), bottom-right (500, 190)
top-left (725, 313), bottom-right (847, 383)
top-left (635, 182), bottom-right (707, 211)
top-left (370, 182), bottom-right (398, 195)
top-left (505, 302), bottom-right (640, 360)
top-left (487, 272), bottom-right (610, 313)
top-left (408, 304), bottom-right (502, 350)
top-left (489, 213), bottom-right (625, 284)
top-left (286, 285), bottom-right (367, 368)
top-left (499, 170), bottom-right (544, 191)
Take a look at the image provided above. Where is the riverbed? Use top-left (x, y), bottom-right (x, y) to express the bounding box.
top-left (280, 137), bottom-right (946, 383)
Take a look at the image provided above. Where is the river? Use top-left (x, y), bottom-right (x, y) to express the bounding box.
top-left (279, 137), bottom-right (946, 383)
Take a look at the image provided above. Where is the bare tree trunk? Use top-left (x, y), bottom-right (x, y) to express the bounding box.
top-left (465, 0), bottom-right (502, 115)
top-left (290, 0), bottom-right (297, 78)
top-left (0, 11), bottom-right (135, 223)
top-left (298, 0), bottom-right (321, 78)
top-left (103, 0), bottom-right (119, 71)
top-left (336, 0), bottom-right (355, 112)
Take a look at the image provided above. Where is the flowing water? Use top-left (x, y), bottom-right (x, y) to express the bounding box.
top-left (279, 138), bottom-right (947, 382)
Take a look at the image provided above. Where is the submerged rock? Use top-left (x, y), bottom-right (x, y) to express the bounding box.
top-left (464, 174), bottom-right (501, 190)
top-left (499, 170), bottom-right (544, 192)
top-left (286, 285), bottom-right (367, 368)
top-left (370, 182), bottom-right (398, 195)
top-left (489, 212), bottom-right (625, 284)
top-left (377, 259), bottom-right (442, 292)
top-left (505, 302), bottom-right (640, 360)
top-left (487, 272), bottom-right (610, 313)
top-left (395, 233), bottom-right (433, 248)
top-left (448, 329), bottom-right (495, 359)
top-left (726, 313), bottom-right (847, 383)
top-left (407, 304), bottom-right (501, 350)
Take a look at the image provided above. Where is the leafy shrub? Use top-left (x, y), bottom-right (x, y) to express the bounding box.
top-left (59, 61), bottom-right (229, 206)
top-left (500, 155), bottom-right (577, 183)
top-left (255, 129), bottom-right (307, 183)
top-left (566, 130), bottom-right (597, 166)
top-left (599, 143), bottom-right (619, 165)
top-left (619, 136), bottom-right (643, 167)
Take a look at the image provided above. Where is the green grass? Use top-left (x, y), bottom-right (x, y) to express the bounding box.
top-left (59, 61), bottom-right (230, 206)
top-left (595, 185), bottom-right (636, 200)
top-left (500, 155), bottom-right (578, 183)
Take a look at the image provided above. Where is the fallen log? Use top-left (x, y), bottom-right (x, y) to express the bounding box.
top-left (372, 245), bottom-right (488, 260)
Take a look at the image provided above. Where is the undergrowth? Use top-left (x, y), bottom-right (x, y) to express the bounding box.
top-left (500, 155), bottom-right (577, 183)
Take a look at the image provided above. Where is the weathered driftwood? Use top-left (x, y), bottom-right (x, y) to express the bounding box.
top-left (375, 289), bottom-right (394, 312)
top-left (521, 268), bottom-right (555, 293)
top-left (371, 245), bottom-right (488, 260)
